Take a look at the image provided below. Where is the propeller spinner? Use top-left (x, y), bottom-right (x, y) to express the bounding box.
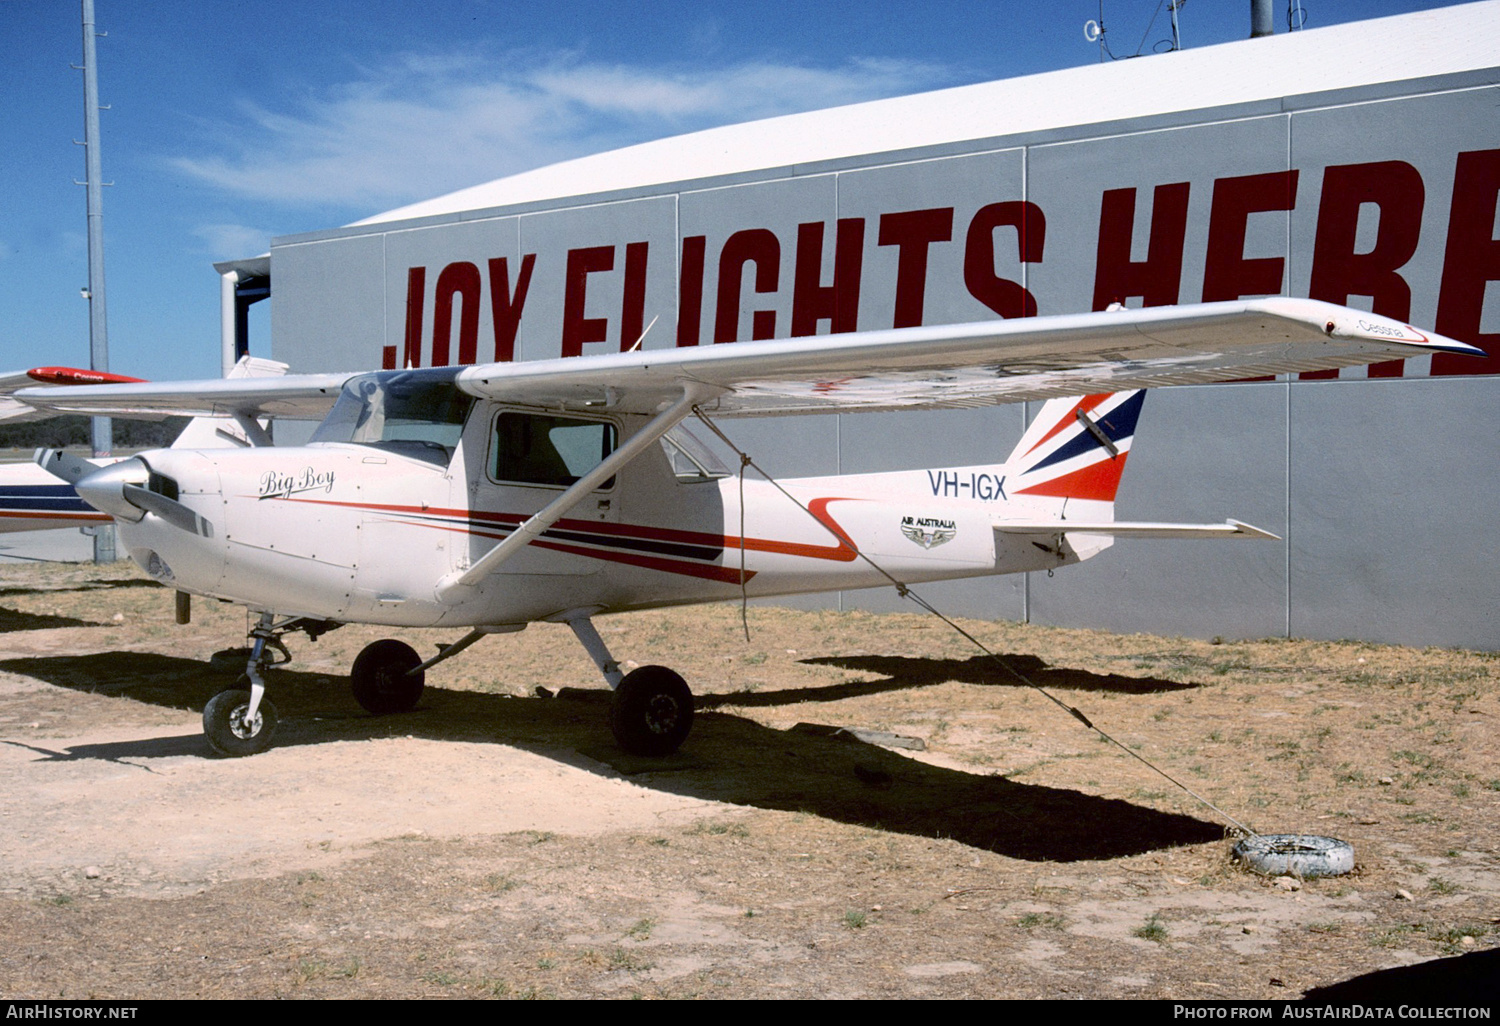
top-left (72, 457), bottom-right (214, 537)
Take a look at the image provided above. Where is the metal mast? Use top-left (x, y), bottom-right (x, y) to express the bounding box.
top-left (78, 0), bottom-right (114, 562)
top-left (1251, 0), bottom-right (1275, 38)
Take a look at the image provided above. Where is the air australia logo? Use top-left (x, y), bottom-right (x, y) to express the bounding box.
top-left (259, 467), bottom-right (336, 500)
top-left (901, 515), bottom-right (957, 549)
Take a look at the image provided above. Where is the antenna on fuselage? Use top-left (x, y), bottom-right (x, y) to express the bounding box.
top-left (626, 315), bottom-right (659, 353)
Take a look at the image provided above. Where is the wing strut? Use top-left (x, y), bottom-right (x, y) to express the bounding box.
top-left (435, 384), bottom-right (715, 602)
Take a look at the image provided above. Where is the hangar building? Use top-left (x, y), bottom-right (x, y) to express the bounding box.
top-left (220, 3), bottom-right (1500, 649)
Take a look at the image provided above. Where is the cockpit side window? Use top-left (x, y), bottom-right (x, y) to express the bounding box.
top-left (659, 424), bottom-right (731, 482)
top-left (491, 412), bottom-right (617, 488)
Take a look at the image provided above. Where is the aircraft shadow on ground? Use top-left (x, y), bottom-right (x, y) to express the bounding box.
top-left (1301, 948), bottom-right (1499, 1003)
top-left (1, 651), bottom-right (1224, 863)
top-left (0, 608), bottom-right (105, 632)
top-left (698, 653), bottom-right (1197, 710)
top-left (0, 580), bottom-right (161, 632)
top-left (0, 579), bottom-right (161, 600)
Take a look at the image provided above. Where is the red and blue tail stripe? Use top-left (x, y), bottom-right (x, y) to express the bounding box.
top-left (1010, 390), bottom-right (1145, 503)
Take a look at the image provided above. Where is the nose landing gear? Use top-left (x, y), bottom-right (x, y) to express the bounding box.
top-left (203, 687), bottom-right (278, 757)
top-left (202, 613), bottom-right (340, 757)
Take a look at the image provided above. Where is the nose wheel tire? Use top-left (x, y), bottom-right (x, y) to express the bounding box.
top-left (609, 666), bottom-right (693, 756)
top-left (351, 639), bottom-right (426, 714)
top-left (203, 689), bottom-right (278, 757)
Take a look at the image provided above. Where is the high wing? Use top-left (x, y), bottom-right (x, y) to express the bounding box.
top-left (14, 298), bottom-right (1482, 421)
top-left (0, 366), bottom-right (147, 424)
top-left (455, 298), bottom-right (1480, 415)
top-left (14, 371), bottom-right (352, 420)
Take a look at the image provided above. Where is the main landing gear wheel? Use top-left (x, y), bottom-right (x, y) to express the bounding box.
top-left (203, 689), bottom-right (279, 757)
top-left (610, 666), bottom-right (694, 756)
top-left (351, 639), bottom-right (425, 714)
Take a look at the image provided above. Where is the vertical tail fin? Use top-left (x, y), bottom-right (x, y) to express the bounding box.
top-left (1007, 390), bottom-right (1145, 504)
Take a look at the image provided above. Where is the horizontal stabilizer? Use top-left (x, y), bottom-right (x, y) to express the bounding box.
top-left (994, 518), bottom-right (1278, 540)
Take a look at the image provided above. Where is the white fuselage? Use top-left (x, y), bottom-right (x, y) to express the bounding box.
top-left (111, 404), bottom-right (1089, 628)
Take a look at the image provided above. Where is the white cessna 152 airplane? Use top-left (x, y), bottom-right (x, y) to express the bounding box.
top-left (15, 298), bottom-right (1481, 758)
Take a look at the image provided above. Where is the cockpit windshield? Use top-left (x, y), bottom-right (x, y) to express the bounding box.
top-left (310, 370), bottom-right (474, 465)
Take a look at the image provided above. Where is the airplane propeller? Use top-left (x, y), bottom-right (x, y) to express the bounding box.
top-left (71, 457), bottom-right (214, 538)
top-left (121, 482), bottom-right (214, 538)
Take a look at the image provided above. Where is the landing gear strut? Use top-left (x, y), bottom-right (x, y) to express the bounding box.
top-left (567, 617), bottom-right (694, 756)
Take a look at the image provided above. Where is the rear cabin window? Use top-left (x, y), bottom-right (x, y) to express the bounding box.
top-left (491, 413), bottom-right (617, 488)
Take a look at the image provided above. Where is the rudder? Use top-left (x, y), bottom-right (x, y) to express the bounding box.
top-left (1006, 390), bottom-right (1145, 504)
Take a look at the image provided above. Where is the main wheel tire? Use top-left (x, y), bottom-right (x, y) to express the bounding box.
top-left (351, 639), bottom-right (425, 714)
top-left (203, 688), bottom-right (278, 757)
top-left (610, 666), bottom-right (693, 756)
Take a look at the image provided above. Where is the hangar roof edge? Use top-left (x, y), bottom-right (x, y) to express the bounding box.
top-left (340, 3), bottom-right (1498, 232)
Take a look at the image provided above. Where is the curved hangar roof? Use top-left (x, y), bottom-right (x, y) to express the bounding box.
top-left (356, 2), bottom-right (1499, 228)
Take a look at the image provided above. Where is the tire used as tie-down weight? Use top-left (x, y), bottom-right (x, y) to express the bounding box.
top-left (1232, 834), bottom-right (1355, 878)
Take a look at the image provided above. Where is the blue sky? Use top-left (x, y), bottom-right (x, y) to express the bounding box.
top-left (0, 0), bottom-right (1460, 381)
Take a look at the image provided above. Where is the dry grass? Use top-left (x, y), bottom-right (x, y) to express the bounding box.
top-left (0, 561), bottom-right (1495, 999)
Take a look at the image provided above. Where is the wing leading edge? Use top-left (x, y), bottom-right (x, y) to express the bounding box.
top-left (13, 299), bottom-right (1482, 421)
top-left (454, 298), bottom-right (1482, 415)
top-left (15, 372), bottom-right (355, 420)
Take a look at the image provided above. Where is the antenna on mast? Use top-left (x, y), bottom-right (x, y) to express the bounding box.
top-left (1084, 1), bottom-right (1107, 61)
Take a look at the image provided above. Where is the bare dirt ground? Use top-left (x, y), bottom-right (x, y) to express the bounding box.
top-left (0, 561), bottom-right (1496, 1000)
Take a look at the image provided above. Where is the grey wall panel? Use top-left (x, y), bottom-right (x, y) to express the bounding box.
top-left (1289, 376), bottom-right (1500, 649)
top-left (381, 217), bottom-right (520, 369)
top-left (834, 150), bottom-right (1028, 330)
top-left (1027, 116), bottom-right (1293, 315)
top-left (710, 415), bottom-right (839, 480)
top-left (514, 196), bottom-right (680, 362)
top-left (1287, 86), bottom-right (1500, 369)
top-left (837, 405), bottom-right (1026, 474)
top-left (272, 234), bottom-right (385, 373)
top-left (677, 175), bottom-right (837, 345)
top-left (1028, 383), bottom-right (1290, 639)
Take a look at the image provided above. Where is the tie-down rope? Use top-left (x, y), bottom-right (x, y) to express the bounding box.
top-left (692, 406), bottom-right (1258, 839)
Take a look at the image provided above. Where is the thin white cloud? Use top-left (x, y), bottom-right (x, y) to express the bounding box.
top-left (190, 223), bottom-right (273, 260)
top-left (167, 51), bottom-right (954, 211)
